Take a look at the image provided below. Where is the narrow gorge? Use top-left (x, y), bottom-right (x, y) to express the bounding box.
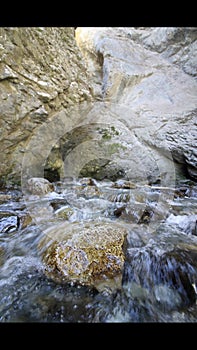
top-left (0, 27), bottom-right (197, 322)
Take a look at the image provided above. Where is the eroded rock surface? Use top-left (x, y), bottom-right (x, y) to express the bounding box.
top-left (0, 27), bottom-right (93, 185)
top-left (39, 221), bottom-right (128, 291)
top-left (1, 27), bottom-right (196, 187)
top-left (27, 177), bottom-right (54, 195)
top-left (76, 27), bottom-right (197, 183)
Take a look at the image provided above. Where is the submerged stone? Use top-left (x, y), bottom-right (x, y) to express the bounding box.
top-left (39, 221), bottom-right (128, 291)
top-left (54, 206), bottom-right (74, 220)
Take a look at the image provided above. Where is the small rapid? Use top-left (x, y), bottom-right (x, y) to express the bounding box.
top-left (0, 177), bottom-right (197, 322)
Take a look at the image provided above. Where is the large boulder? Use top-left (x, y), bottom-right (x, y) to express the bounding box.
top-left (38, 221), bottom-right (128, 291)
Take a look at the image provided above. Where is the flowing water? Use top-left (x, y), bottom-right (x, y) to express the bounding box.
top-left (0, 177), bottom-right (197, 322)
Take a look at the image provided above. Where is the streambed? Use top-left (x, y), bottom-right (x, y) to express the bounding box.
top-left (0, 177), bottom-right (197, 322)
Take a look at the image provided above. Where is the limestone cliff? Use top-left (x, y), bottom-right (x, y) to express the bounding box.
top-left (75, 27), bottom-right (197, 183)
top-left (0, 27), bottom-right (93, 185)
top-left (1, 27), bottom-right (197, 187)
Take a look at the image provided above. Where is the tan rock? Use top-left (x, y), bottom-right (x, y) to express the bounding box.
top-left (54, 206), bottom-right (74, 220)
top-left (0, 194), bottom-right (12, 203)
top-left (76, 185), bottom-right (101, 199)
top-left (78, 177), bottom-right (97, 186)
top-left (19, 212), bottom-right (33, 229)
top-left (112, 180), bottom-right (137, 189)
top-left (27, 177), bottom-right (54, 195)
top-left (0, 27), bottom-right (93, 186)
top-left (39, 221), bottom-right (128, 291)
top-left (0, 245), bottom-right (5, 266)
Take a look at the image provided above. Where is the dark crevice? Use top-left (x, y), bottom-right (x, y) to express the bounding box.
top-left (44, 168), bottom-right (60, 183)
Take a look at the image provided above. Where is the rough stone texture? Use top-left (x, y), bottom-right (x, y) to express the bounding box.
top-left (1, 27), bottom-right (197, 187)
top-left (39, 221), bottom-right (127, 290)
top-left (0, 245), bottom-right (5, 266)
top-left (76, 27), bottom-right (197, 183)
top-left (0, 27), bottom-right (93, 185)
top-left (128, 27), bottom-right (197, 77)
top-left (27, 177), bottom-right (54, 195)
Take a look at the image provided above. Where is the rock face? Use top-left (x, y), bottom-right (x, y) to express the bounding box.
top-left (75, 27), bottom-right (197, 183)
top-left (1, 27), bottom-right (197, 187)
top-left (132, 27), bottom-right (197, 77)
top-left (39, 221), bottom-right (127, 290)
top-left (0, 27), bottom-right (93, 185)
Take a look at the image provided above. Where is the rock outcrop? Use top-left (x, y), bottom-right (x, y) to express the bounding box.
top-left (75, 27), bottom-right (197, 183)
top-left (1, 27), bottom-right (197, 187)
top-left (0, 27), bottom-right (93, 186)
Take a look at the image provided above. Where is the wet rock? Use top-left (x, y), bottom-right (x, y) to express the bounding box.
top-left (0, 194), bottom-right (12, 203)
top-left (19, 212), bottom-right (33, 229)
top-left (113, 205), bottom-right (127, 218)
top-left (39, 221), bottom-right (128, 291)
top-left (0, 245), bottom-right (5, 266)
top-left (75, 185), bottom-right (102, 199)
top-left (49, 197), bottom-right (69, 211)
top-left (27, 177), bottom-right (54, 195)
top-left (79, 157), bottom-right (126, 182)
top-left (114, 203), bottom-right (145, 223)
top-left (78, 177), bottom-right (97, 186)
top-left (54, 206), bottom-right (75, 220)
top-left (112, 180), bottom-right (137, 189)
top-left (25, 201), bottom-right (54, 225)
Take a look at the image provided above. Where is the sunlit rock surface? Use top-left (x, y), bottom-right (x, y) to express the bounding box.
top-left (76, 27), bottom-right (197, 182)
top-left (1, 27), bottom-right (197, 188)
top-left (39, 221), bottom-right (128, 291)
top-left (128, 27), bottom-right (197, 77)
top-left (1, 27), bottom-right (196, 188)
top-left (0, 27), bottom-right (93, 185)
